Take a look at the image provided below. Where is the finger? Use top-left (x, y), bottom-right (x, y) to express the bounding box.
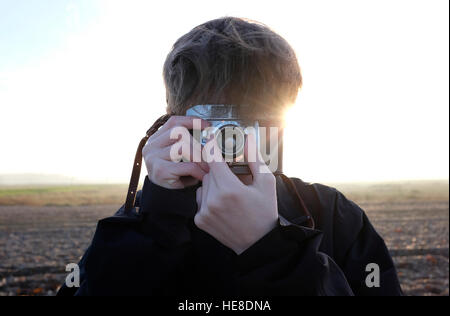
top-left (158, 133), bottom-right (203, 162)
top-left (146, 159), bottom-right (187, 189)
top-left (203, 136), bottom-right (239, 185)
top-left (149, 126), bottom-right (208, 169)
top-left (153, 116), bottom-right (210, 139)
top-left (160, 146), bottom-right (209, 172)
top-left (245, 132), bottom-right (272, 181)
top-left (177, 133), bottom-right (205, 168)
top-left (169, 161), bottom-right (207, 182)
top-left (154, 134), bottom-right (209, 173)
top-left (144, 147), bottom-right (209, 181)
top-left (147, 126), bottom-right (188, 150)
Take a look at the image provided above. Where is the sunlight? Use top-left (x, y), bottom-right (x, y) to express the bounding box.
top-left (0, 0), bottom-right (448, 183)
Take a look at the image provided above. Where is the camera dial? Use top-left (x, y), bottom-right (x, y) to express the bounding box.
top-left (215, 122), bottom-right (246, 158)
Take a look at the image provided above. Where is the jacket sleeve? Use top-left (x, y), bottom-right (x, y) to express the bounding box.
top-left (57, 176), bottom-right (199, 296)
top-left (233, 221), bottom-right (355, 296)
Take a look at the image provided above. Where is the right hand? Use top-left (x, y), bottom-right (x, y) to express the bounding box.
top-left (142, 116), bottom-right (210, 189)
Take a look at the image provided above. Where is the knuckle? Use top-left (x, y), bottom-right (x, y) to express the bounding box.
top-left (142, 141), bottom-right (153, 155)
top-left (194, 213), bottom-right (207, 228)
top-left (218, 188), bottom-right (237, 201)
top-left (150, 163), bottom-right (164, 180)
top-left (143, 152), bottom-right (157, 165)
top-left (166, 116), bottom-right (177, 127)
top-left (147, 132), bottom-right (158, 143)
top-left (142, 156), bottom-right (152, 169)
top-left (167, 116), bottom-right (188, 129)
top-left (144, 135), bottom-right (161, 153)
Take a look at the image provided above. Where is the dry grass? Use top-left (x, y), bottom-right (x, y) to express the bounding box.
top-left (328, 180), bottom-right (449, 203)
top-left (0, 179), bottom-right (448, 206)
top-left (0, 184), bottom-right (129, 206)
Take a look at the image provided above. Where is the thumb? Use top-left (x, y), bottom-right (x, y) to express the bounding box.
top-left (245, 131), bottom-right (271, 180)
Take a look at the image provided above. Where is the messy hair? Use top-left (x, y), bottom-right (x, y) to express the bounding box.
top-left (162, 17), bottom-right (302, 118)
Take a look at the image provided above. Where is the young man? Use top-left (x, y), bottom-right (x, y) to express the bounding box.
top-left (58, 17), bottom-right (402, 296)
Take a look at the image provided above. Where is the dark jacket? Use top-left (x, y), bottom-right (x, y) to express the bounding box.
top-left (57, 175), bottom-right (403, 296)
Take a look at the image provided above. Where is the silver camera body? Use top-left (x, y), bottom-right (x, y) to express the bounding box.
top-left (186, 104), bottom-right (283, 175)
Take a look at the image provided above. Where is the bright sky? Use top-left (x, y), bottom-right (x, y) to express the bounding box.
top-left (0, 0), bottom-right (448, 183)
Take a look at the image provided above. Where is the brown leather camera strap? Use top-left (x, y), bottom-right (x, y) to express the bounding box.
top-left (124, 114), bottom-right (172, 213)
top-left (278, 173), bottom-right (315, 229)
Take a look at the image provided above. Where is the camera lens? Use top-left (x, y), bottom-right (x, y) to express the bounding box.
top-left (216, 124), bottom-right (245, 157)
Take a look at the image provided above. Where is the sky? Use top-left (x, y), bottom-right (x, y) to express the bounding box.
top-left (0, 0), bottom-right (448, 183)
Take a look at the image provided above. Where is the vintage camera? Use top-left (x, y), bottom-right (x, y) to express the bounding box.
top-left (186, 104), bottom-right (283, 175)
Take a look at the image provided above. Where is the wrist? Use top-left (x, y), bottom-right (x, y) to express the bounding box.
top-left (234, 218), bottom-right (279, 255)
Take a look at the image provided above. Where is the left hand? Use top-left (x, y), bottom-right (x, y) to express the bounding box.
top-left (194, 132), bottom-right (279, 255)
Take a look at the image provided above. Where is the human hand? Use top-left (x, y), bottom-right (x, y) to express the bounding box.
top-left (194, 132), bottom-right (279, 254)
top-left (142, 116), bottom-right (210, 189)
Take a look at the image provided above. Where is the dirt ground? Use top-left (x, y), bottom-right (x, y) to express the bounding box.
top-left (0, 200), bottom-right (448, 296)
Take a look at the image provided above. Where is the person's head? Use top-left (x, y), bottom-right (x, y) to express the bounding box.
top-left (163, 17), bottom-right (302, 120)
